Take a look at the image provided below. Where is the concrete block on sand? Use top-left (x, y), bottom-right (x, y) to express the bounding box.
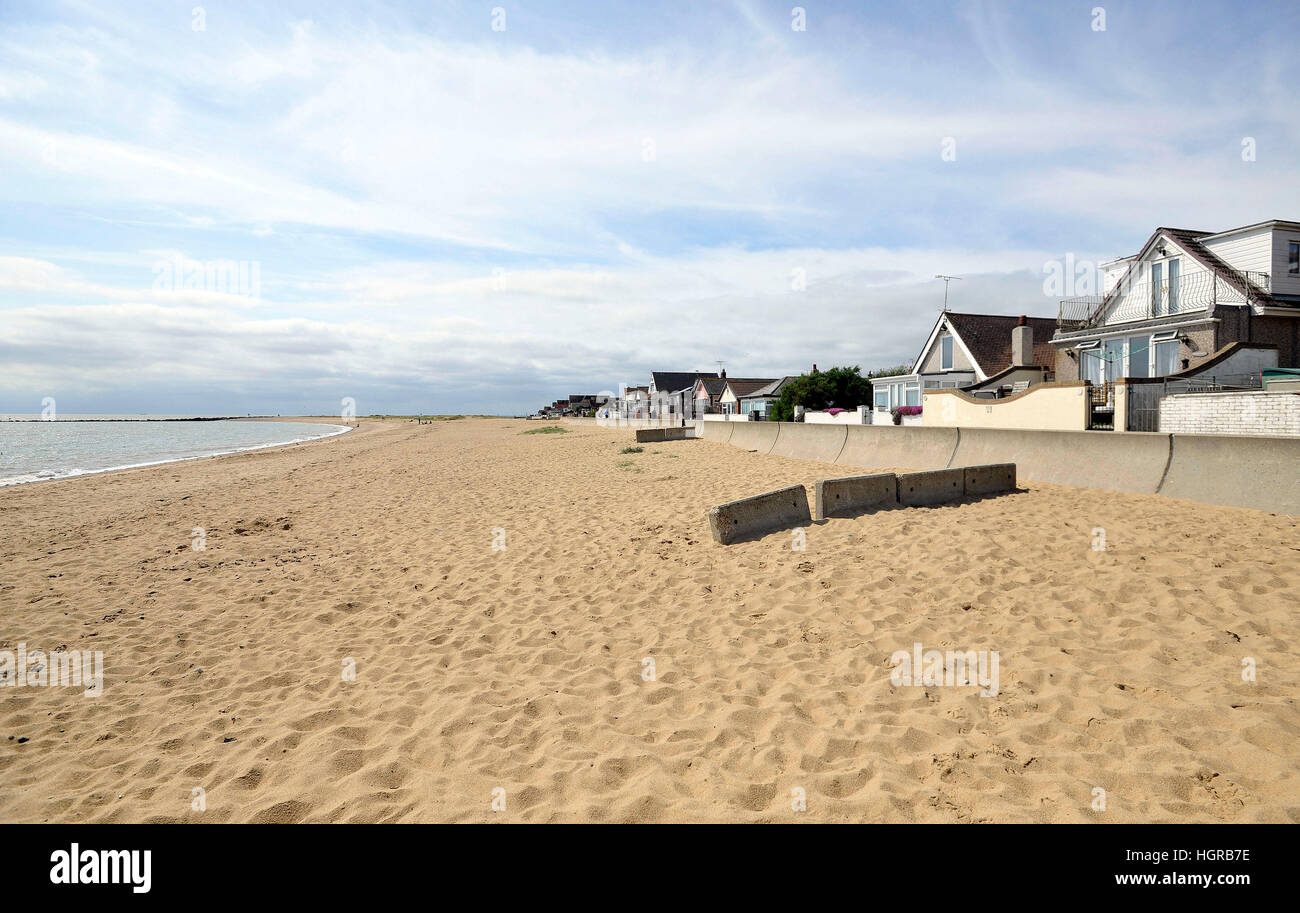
top-left (708, 485), bottom-right (811, 544)
top-left (635, 427), bottom-right (692, 443)
top-left (814, 473), bottom-right (897, 520)
top-left (962, 463), bottom-right (1017, 497)
top-left (896, 468), bottom-right (964, 507)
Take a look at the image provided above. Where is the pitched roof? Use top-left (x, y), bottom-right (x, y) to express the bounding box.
top-left (651, 371), bottom-right (708, 393)
top-left (694, 376), bottom-right (728, 396)
top-left (1090, 227), bottom-right (1289, 323)
top-left (724, 378), bottom-right (780, 398)
top-left (739, 376), bottom-right (796, 399)
top-left (943, 312), bottom-right (1058, 372)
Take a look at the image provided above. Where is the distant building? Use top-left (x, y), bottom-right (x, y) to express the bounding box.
top-left (649, 371), bottom-right (712, 418)
top-left (688, 370), bottom-right (779, 415)
top-left (719, 377), bottom-right (779, 416)
top-left (737, 376), bottom-right (796, 420)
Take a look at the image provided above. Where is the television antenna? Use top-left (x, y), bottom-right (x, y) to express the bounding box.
top-left (934, 274), bottom-right (962, 311)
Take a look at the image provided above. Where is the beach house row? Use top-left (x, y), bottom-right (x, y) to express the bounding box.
top-left (914, 219), bottom-right (1300, 434)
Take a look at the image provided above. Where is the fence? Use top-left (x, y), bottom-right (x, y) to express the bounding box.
top-left (1125, 372), bottom-right (1263, 432)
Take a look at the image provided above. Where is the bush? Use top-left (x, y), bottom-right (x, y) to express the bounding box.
top-left (770, 366), bottom-right (872, 422)
top-left (522, 425), bottom-right (569, 435)
top-left (620, 445), bottom-right (644, 454)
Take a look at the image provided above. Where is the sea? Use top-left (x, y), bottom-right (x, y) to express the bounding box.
top-left (0, 416), bottom-right (351, 487)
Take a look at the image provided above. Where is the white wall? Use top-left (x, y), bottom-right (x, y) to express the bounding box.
top-left (1272, 229), bottom-right (1300, 296)
top-left (804, 408), bottom-right (866, 424)
top-left (1160, 391), bottom-right (1300, 436)
top-left (1201, 226), bottom-right (1273, 274)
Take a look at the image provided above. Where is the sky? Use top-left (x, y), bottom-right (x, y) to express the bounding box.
top-left (1, 0), bottom-right (1297, 416)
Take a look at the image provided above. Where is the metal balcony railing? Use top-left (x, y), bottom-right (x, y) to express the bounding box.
top-left (1058, 269), bottom-right (1271, 329)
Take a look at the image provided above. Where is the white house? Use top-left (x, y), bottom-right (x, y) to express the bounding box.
top-left (1051, 220), bottom-right (1300, 385)
top-left (873, 311), bottom-right (1058, 421)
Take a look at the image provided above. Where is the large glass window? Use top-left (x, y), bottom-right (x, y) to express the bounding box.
top-left (1167, 259), bottom-right (1180, 312)
top-left (1154, 340), bottom-right (1178, 376)
top-left (875, 389), bottom-right (890, 410)
top-left (1081, 351), bottom-right (1103, 384)
top-left (905, 384), bottom-right (920, 406)
top-left (1150, 262), bottom-right (1163, 316)
top-left (940, 336), bottom-right (953, 370)
top-left (1104, 338), bottom-right (1125, 382)
top-left (1127, 335), bottom-right (1149, 378)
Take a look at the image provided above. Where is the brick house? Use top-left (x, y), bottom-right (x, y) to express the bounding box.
top-left (1051, 220), bottom-right (1300, 385)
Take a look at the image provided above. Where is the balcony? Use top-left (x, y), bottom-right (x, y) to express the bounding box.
top-left (1058, 269), bottom-right (1271, 330)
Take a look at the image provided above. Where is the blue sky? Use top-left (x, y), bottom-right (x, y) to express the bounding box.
top-left (1, 0), bottom-right (1297, 415)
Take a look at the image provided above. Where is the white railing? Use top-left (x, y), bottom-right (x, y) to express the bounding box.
top-left (1059, 270), bottom-right (1270, 328)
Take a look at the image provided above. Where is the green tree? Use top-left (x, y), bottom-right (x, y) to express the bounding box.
top-left (769, 365), bottom-right (873, 422)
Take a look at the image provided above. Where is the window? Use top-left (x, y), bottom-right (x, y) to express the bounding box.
top-left (1167, 258), bottom-right (1180, 312)
top-left (1104, 338), bottom-right (1124, 382)
top-left (1075, 340), bottom-right (1102, 385)
top-left (1080, 352), bottom-right (1103, 385)
top-left (875, 389), bottom-right (890, 410)
top-left (940, 335), bottom-right (954, 370)
top-left (1127, 335), bottom-right (1149, 378)
top-left (1290, 241), bottom-right (1299, 275)
top-left (1150, 262), bottom-right (1163, 316)
top-left (1154, 341), bottom-right (1178, 376)
top-left (905, 384), bottom-right (920, 406)
top-left (1152, 330), bottom-right (1179, 377)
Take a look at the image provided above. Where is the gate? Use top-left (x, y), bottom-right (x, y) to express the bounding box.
top-left (1087, 382), bottom-right (1114, 430)
top-left (1126, 382), bottom-right (1163, 432)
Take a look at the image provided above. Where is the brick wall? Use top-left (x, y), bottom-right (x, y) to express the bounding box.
top-left (1160, 391), bottom-right (1300, 436)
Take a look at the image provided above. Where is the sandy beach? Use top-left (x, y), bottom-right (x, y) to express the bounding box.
top-left (0, 417), bottom-right (1297, 823)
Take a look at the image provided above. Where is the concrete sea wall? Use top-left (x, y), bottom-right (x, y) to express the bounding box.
top-left (700, 421), bottom-right (1300, 516)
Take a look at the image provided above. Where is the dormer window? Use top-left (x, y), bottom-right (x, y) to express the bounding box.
top-left (940, 335), bottom-right (954, 370)
top-left (1290, 241), bottom-right (1299, 275)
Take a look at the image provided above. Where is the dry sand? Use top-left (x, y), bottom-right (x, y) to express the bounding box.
top-left (1, 417), bottom-right (1297, 823)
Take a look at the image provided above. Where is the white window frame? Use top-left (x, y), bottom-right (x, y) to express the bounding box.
top-left (1151, 330), bottom-right (1180, 378)
top-left (940, 335), bottom-right (954, 371)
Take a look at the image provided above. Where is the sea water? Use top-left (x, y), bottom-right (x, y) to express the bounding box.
top-left (0, 416), bottom-right (350, 486)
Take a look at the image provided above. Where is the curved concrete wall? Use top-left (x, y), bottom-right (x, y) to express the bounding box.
top-left (769, 423), bottom-right (847, 463)
top-left (701, 421), bottom-right (1300, 515)
top-left (698, 420), bottom-right (734, 443)
top-left (1157, 434), bottom-right (1300, 514)
top-left (835, 425), bottom-right (960, 472)
top-left (950, 428), bottom-right (1171, 494)
top-left (729, 422), bottom-right (781, 454)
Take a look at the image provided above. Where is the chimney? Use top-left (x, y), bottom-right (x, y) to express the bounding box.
top-left (720, 368), bottom-right (726, 379)
top-left (811, 364), bottom-right (819, 374)
top-left (1011, 315), bottom-right (1032, 366)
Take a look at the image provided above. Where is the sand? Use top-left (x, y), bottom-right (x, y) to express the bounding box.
top-left (0, 417), bottom-right (1297, 823)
